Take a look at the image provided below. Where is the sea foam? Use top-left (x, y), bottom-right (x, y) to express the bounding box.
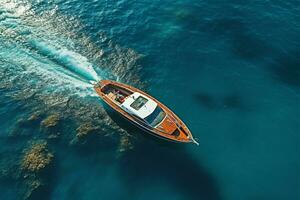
top-left (30, 40), bottom-right (100, 82)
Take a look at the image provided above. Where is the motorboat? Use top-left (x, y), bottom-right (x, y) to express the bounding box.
top-left (94, 80), bottom-right (198, 145)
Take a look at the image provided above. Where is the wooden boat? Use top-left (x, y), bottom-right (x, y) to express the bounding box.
top-left (94, 80), bottom-right (198, 145)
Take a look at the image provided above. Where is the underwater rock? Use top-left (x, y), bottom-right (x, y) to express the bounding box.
top-left (41, 114), bottom-right (60, 128)
top-left (21, 142), bottom-right (53, 173)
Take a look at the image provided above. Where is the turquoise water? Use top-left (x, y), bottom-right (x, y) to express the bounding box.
top-left (0, 0), bottom-right (299, 199)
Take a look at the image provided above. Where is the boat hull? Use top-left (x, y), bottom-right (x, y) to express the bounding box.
top-left (94, 80), bottom-right (198, 145)
top-left (107, 103), bottom-right (184, 143)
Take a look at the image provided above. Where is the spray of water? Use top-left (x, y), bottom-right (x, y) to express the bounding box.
top-left (0, 0), bottom-right (142, 152)
top-left (0, 1), bottom-right (102, 97)
top-left (29, 39), bottom-right (100, 83)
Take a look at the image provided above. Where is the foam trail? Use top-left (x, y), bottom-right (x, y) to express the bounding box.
top-left (0, 1), bottom-right (105, 98)
top-left (29, 39), bottom-right (100, 83)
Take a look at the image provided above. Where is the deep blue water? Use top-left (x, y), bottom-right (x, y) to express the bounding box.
top-left (0, 0), bottom-right (299, 199)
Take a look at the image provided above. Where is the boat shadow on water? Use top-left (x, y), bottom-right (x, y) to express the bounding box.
top-left (105, 106), bottom-right (221, 200)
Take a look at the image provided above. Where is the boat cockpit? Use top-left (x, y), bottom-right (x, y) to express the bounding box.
top-left (101, 84), bottom-right (133, 105)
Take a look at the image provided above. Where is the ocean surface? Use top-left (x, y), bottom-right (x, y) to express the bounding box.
top-left (0, 0), bottom-right (299, 199)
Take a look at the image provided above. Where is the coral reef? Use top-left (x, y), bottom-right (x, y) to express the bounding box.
top-left (19, 141), bottom-right (54, 200)
top-left (27, 111), bottom-right (42, 122)
top-left (23, 177), bottom-right (43, 200)
top-left (41, 114), bottom-right (60, 128)
top-left (21, 142), bottom-right (53, 173)
top-left (9, 111), bottom-right (44, 137)
top-left (69, 122), bottom-right (101, 145)
top-left (76, 122), bottom-right (100, 139)
top-left (40, 113), bottom-right (62, 139)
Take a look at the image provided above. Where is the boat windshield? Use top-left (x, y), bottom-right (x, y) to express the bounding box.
top-left (144, 106), bottom-right (166, 127)
top-left (130, 96), bottom-right (148, 110)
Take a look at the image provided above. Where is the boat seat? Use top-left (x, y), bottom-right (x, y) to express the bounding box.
top-left (171, 129), bottom-right (180, 137)
top-left (107, 92), bottom-right (117, 100)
